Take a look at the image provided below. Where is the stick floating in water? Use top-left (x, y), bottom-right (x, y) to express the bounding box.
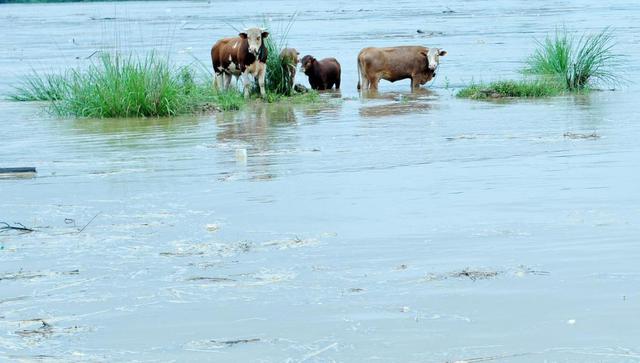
top-left (0, 167), bottom-right (37, 179)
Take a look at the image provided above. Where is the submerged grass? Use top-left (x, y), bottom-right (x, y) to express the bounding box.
top-left (457, 80), bottom-right (563, 100)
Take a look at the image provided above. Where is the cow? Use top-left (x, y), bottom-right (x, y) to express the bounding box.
top-left (280, 48), bottom-right (300, 90)
top-left (357, 46), bottom-right (447, 91)
top-left (211, 27), bottom-right (269, 98)
top-left (300, 55), bottom-right (341, 90)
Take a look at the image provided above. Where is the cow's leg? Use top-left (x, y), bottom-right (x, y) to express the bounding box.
top-left (223, 73), bottom-right (232, 90)
top-left (257, 65), bottom-right (267, 98)
top-left (335, 74), bottom-right (341, 90)
top-left (361, 74), bottom-right (370, 90)
top-left (370, 76), bottom-right (379, 91)
top-left (214, 72), bottom-right (224, 90)
top-left (242, 71), bottom-right (252, 99)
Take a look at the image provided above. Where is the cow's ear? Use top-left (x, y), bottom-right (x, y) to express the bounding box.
top-left (239, 32), bottom-right (247, 39)
top-left (261, 31), bottom-right (269, 39)
top-left (439, 50), bottom-right (447, 56)
top-left (420, 50), bottom-right (428, 58)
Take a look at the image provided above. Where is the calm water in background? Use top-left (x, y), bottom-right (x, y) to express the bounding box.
top-left (1, 1), bottom-right (639, 362)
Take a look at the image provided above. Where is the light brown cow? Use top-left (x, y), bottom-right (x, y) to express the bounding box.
top-left (280, 48), bottom-right (300, 90)
top-left (211, 27), bottom-right (269, 98)
top-left (357, 46), bottom-right (447, 91)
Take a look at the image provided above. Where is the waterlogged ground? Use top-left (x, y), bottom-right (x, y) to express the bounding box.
top-left (1, 1), bottom-right (640, 362)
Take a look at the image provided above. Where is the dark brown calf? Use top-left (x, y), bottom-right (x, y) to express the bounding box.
top-left (300, 55), bottom-right (341, 90)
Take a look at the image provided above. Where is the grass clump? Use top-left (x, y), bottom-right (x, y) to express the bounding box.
top-left (264, 36), bottom-right (295, 96)
top-left (57, 53), bottom-right (187, 117)
top-left (9, 53), bottom-right (244, 117)
top-left (526, 27), bottom-right (622, 90)
top-left (457, 80), bottom-right (563, 99)
top-left (213, 89), bottom-right (245, 111)
top-left (10, 71), bottom-right (69, 102)
top-left (459, 27), bottom-right (623, 100)
top-left (262, 90), bottom-right (320, 104)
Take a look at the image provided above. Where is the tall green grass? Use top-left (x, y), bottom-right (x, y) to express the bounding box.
top-left (10, 53), bottom-right (245, 117)
top-left (459, 27), bottom-right (623, 100)
top-left (263, 36), bottom-right (295, 96)
top-left (526, 27), bottom-right (622, 90)
top-left (261, 16), bottom-right (297, 96)
top-left (10, 71), bottom-right (68, 102)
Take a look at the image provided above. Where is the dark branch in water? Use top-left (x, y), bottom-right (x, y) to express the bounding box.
top-left (77, 212), bottom-right (101, 233)
top-left (0, 222), bottom-right (34, 233)
top-left (212, 338), bottom-right (260, 347)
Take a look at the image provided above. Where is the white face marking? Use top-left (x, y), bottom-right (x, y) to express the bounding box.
top-left (243, 27), bottom-right (265, 55)
top-left (427, 48), bottom-right (441, 71)
top-left (228, 55), bottom-right (232, 62)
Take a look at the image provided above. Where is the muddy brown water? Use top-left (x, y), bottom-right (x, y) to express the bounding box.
top-left (1, 1), bottom-right (640, 362)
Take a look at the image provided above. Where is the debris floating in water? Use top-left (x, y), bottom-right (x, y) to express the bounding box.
top-left (0, 167), bottom-right (37, 179)
top-left (235, 148), bottom-right (248, 164)
top-left (206, 223), bottom-right (220, 232)
top-left (564, 132), bottom-right (600, 139)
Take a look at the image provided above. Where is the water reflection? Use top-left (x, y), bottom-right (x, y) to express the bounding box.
top-left (214, 102), bottom-right (300, 181)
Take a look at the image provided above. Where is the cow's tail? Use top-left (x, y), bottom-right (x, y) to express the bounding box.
top-left (357, 55), bottom-right (362, 90)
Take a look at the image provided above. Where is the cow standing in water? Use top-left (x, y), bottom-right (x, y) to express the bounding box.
top-left (357, 46), bottom-right (447, 91)
top-left (300, 55), bottom-right (341, 90)
top-left (211, 27), bottom-right (269, 98)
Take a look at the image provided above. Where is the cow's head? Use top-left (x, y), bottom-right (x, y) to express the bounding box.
top-left (300, 55), bottom-right (316, 75)
top-left (240, 27), bottom-right (269, 56)
top-left (425, 48), bottom-right (447, 71)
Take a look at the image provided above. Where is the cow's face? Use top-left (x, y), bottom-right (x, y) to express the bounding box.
top-left (300, 55), bottom-right (316, 74)
top-left (426, 48), bottom-right (447, 71)
top-left (240, 27), bottom-right (268, 56)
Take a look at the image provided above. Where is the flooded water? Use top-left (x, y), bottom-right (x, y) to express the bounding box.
top-left (2, 1), bottom-right (640, 362)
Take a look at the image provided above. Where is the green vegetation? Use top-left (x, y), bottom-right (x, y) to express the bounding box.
top-left (9, 42), bottom-right (319, 118)
top-left (10, 71), bottom-right (68, 102)
top-left (11, 54), bottom-right (211, 117)
top-left (458, 27), bottom-right (622, 100)
top-left (264, 35), bottom-right (295, 96)
top-left (457, 80), bottom-right (563, 100)
top-left (526, 27), bottom-right (621, 90)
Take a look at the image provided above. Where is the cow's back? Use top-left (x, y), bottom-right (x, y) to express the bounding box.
top-left (360, 46), bottom-right (427, 81)
top-left (212, 37), bottom-right (242, 74)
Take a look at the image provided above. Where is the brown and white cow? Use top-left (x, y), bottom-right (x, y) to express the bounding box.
top-left (357, 46), bottom-right (447, 91)
top-left (211, 27), bottom-right (269, 98)
top-left (280, 48), bottom-right (299, 90)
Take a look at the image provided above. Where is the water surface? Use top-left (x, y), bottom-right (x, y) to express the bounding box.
top-left (1, 1), bottom-right (639, 362)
